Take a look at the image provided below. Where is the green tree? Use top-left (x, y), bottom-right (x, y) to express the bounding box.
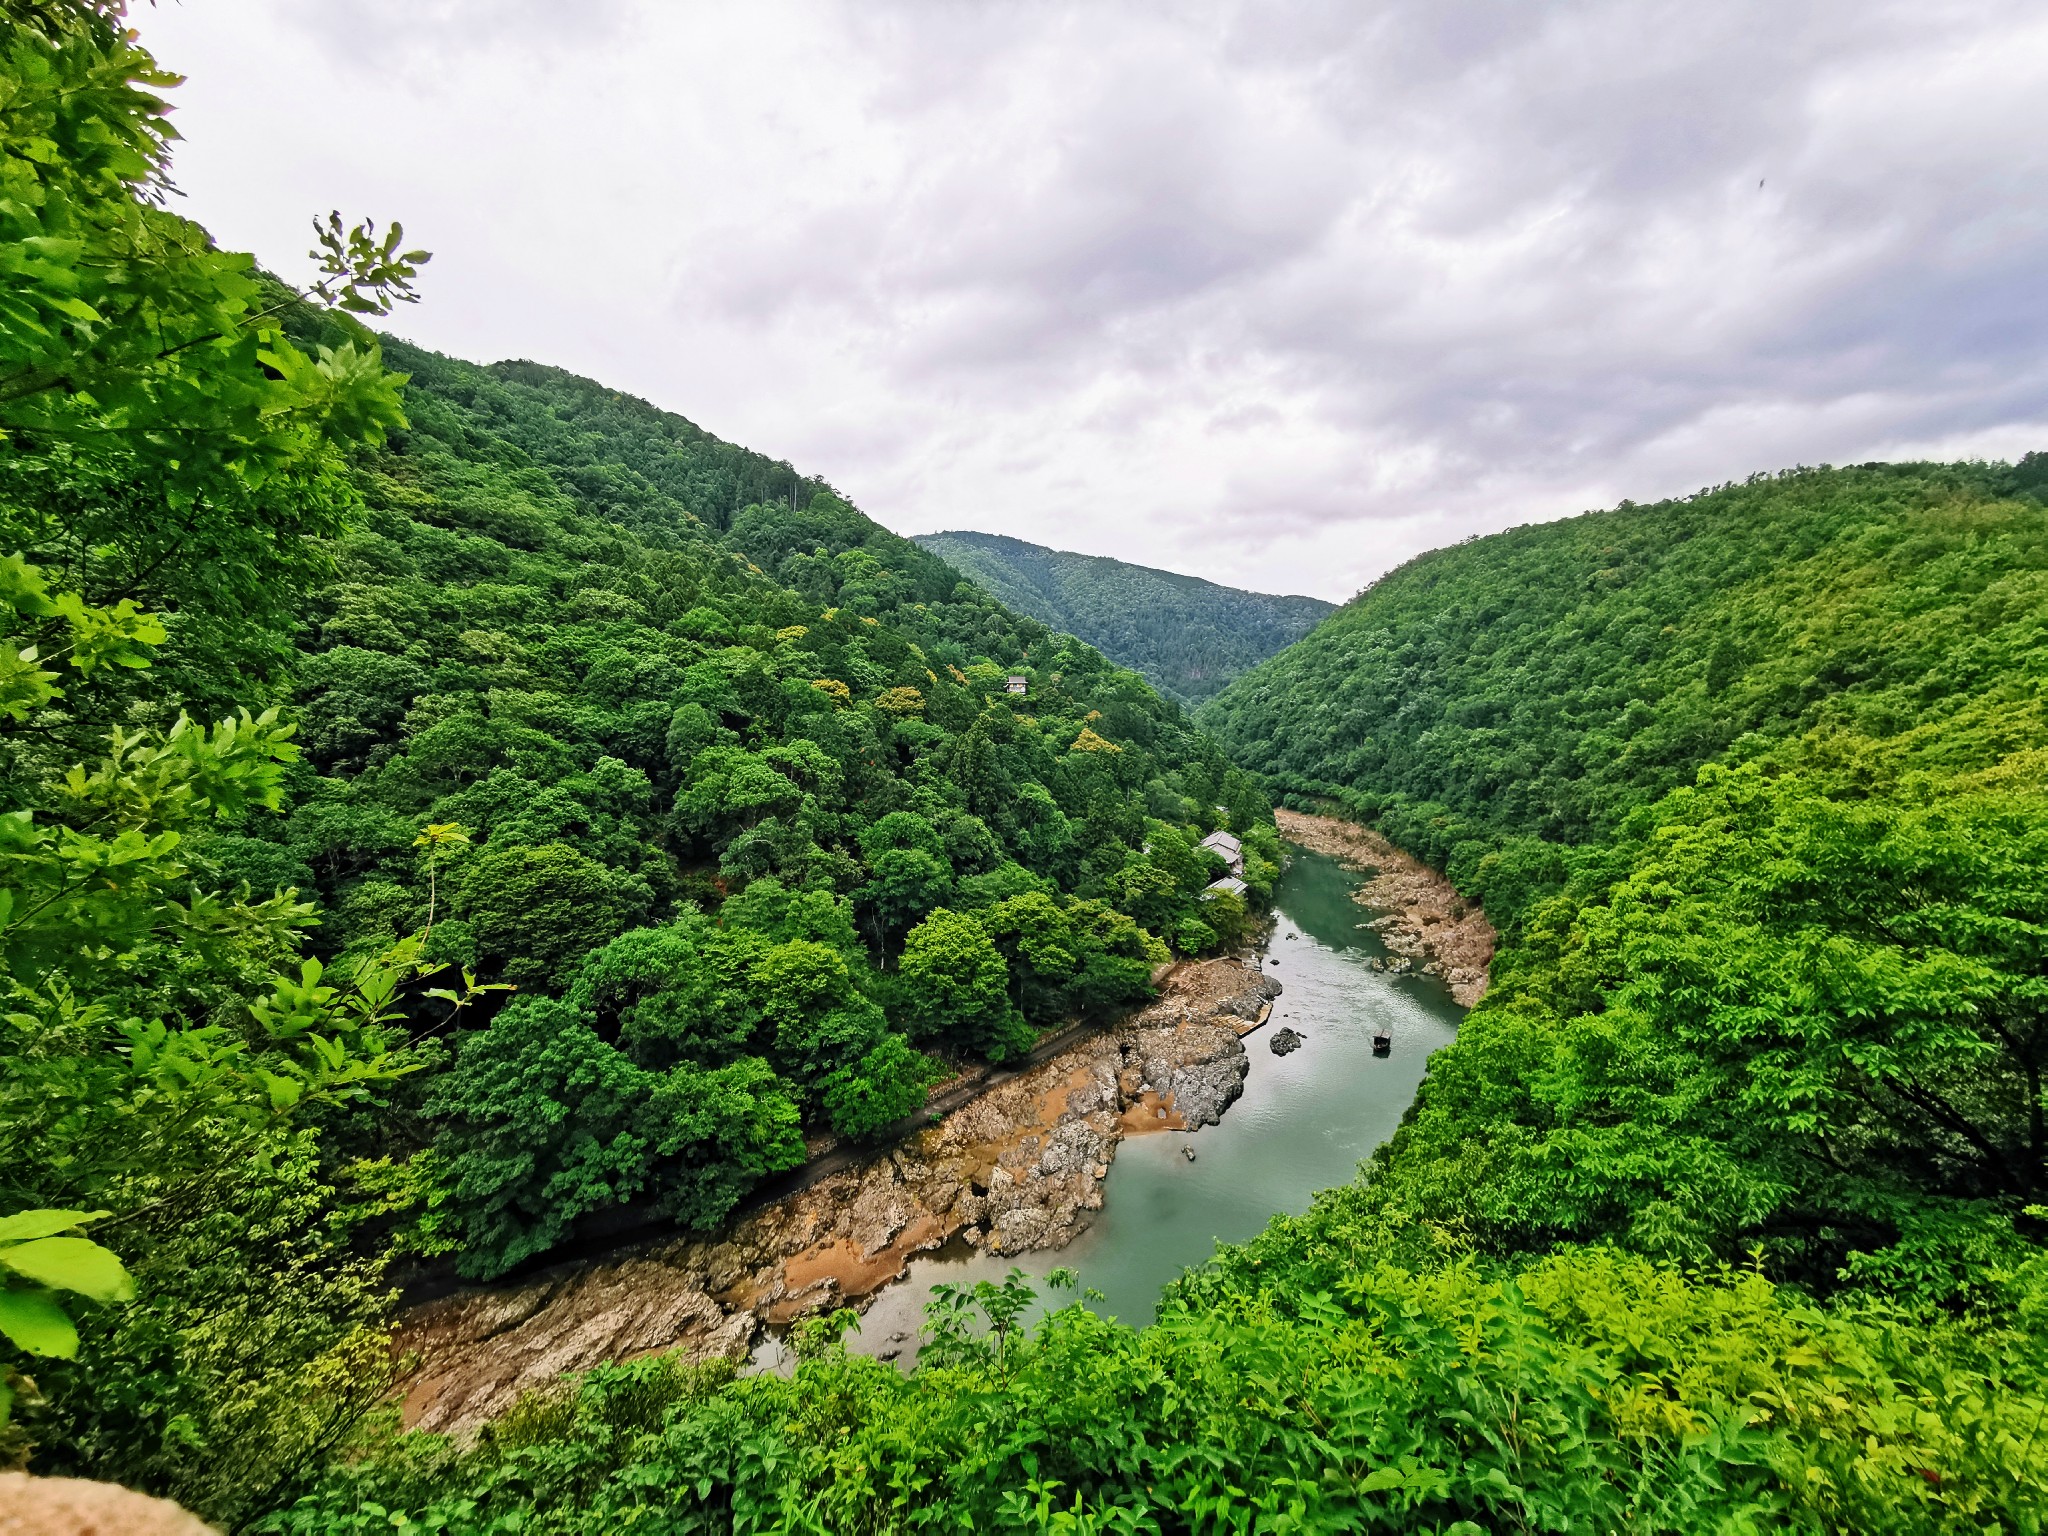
top-left (453, 841), bottom-right (648, 989)
top-left (718, 876), bottom-right (860, 953)
top-left (0, 7), bottom-right (416, 489)
top-left (422, 998), bottom-right (666, 1278)
top-left (1009, 782), bottom-right (1073, 875)
top-left (855, 806), bottom-right (955, 950)
top-left (821, 1033), bottom-right (939, 1141)
top-left (1103, 856), bottom-right (1188, 940)
top-left (0, 3), bottom-right (423, 765)
top-left (751, 939), bottom-right (888, 1106)
top-left (0, 714), bottom-right (427, 1216)
top-left (898, 908), bottom-right (1030, 1061)
top-left (858, 846), bottom-right (953, 954)
top-left (673, 745), bottom-right (803, 843)
top-left (0, 709), bottom-right (450, 1516)
top-left (422, 997), bottom-right (803, 1279)
top-left (1670, 763), bottom-right (2047, 1203)
top-left (569, 917), bottom-right (767, 1070)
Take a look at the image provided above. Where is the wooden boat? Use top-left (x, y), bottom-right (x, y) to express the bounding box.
top-left (1372, 1029), bottom-right (1392, 1056)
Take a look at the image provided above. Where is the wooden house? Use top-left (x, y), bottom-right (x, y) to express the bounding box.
top-left (1198, 830), bottom-right (1244, 876)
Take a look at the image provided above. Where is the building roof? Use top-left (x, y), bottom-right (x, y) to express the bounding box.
top-left (1202, 876), bottom-right (1248, 898)
top-left (1199, 830), bottom-right (1242, 855)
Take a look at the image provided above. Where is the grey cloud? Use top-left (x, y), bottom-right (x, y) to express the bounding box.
top-left (142, 0), bottom-right (2048, 599)
top-left (279, 0), bottom-right (635, 64)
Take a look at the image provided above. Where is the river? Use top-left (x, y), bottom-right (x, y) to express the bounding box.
top-left (763, 845), bottom-right (1467, 1367)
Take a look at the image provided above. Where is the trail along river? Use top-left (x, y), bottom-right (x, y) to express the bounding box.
top-left (760, 845), bottom-right (1468, 1368)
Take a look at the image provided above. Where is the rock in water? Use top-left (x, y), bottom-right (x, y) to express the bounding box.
top-left (1268, 1026), bottom-right (1305, 1056)
top-left (1182, 1146), bottom-right (1197, 1162)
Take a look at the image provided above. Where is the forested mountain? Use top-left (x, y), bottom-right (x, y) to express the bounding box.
top-left (1191, 461), bottom-right (2048, 1519)
top-left (1203, 461), bottom-right (2048, 925)
top-left (6, 313), bottom-right (1288, 1506)
top-left (911, 529), bottom-right (1334, 704)
top-left (6, 9), bottom-right (2046, 1531)
top-left (247, 338), bottom-right (1278, 1285)
top-left (275, 336), bottom-right (1273, 1000)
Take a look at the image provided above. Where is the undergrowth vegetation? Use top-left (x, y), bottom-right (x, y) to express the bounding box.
top-left (263, 1247), bottom-right (2047, 1533)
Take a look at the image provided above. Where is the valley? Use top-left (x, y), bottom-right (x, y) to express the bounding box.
top-left (389, 953), bottom-right (1273, 1433)
top-left (389, 837), bottom-right (1468, 1432)
top-left (5, 11), bottom-right (2047, 1530)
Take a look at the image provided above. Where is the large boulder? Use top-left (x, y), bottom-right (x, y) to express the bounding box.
top-left (0, 1474), bottom-right (216, 1536)
top-left (1127, 1021), bottom-right (1249, 1128)
top-left (1213, 968), bottom-right (1282, 1023)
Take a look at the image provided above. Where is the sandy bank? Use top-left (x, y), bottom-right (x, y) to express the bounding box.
top-left (1275, 808), bottom-right (1495, 1006)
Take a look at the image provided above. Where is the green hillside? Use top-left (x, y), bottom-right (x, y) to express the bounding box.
top-left (7, 310), bottom-right (1290, 1497)
top-left (1196, 459), bottom-right (2048, 1441)
top-left (1203, 461), bottom-right (2048, 925)
top-left (268, 477), bottom-right (2048, 1528)
top-left (0, 13), bottom-right (1278, 1511)
top-left (912, 529), bottom-right (1333, 704)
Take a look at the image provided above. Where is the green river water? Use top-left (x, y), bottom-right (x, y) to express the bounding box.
top-left (763, 845), bottom-right (1468, 1367)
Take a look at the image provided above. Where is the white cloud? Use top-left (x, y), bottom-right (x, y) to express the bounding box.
top-left (142, 0), bottom-right (2048, 601)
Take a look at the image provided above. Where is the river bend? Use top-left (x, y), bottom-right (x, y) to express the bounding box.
top-left (818, 846), bottom-right (1467, 1362)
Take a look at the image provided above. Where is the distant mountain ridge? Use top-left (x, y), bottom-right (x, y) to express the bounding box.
top-left (911, 530), bottom-right (1335, 704)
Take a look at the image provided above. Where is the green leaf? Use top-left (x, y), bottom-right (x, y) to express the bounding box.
top-left (0, 1208), bottom-right (108, 1243)
top-left (0, 1237), bottom-right (136, 1302)
top-left (0, 1287), bottom-right (80, 1358)
top-left (258, 1069), bottom-right (304, 1112)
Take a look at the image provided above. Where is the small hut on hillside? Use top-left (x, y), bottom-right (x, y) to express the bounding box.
top-left (1198, 830), bottom-right (1244, 876)
top-left (1005, 675), bottom-right (1028, 695)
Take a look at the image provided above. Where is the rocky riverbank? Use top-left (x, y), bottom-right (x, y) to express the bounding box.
top-left (1274, 809), bottom-right (1495, 1005)
top-left (391, 958), bottom-right (1281, 1434)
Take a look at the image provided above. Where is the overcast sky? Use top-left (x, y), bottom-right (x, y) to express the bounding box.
top-left (144, 0), bottom-right (2048, 602)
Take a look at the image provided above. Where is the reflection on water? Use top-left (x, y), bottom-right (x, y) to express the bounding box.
top-left (819, 846), bottom-right (1466, 1367)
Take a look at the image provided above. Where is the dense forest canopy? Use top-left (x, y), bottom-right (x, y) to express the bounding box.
top-left (1198, 461), bottom-right (2048, 1267)
top-left (5, 6), bottom-right (2047, 1532)
top-left (913, 529), bottom-right (1334, 705)
top-left (276, 334), bottom-right (1276, 989)
top-left (248, 334), bottom-right (1281, 1288)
